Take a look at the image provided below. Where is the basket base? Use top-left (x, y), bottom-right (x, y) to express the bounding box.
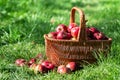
top-left (47, 54), bottom-right (97, 67)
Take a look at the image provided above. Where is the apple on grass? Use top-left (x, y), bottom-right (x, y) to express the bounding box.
top-left (34, 64), bottom-right (48, 74)
top-left (66, 62), bottom-right (77, 71)
top-left (57, 65), bottom-right (71, 74)
top-left (41, 61), bottom-right (55, 70)
top-left (28, 58), bottom-right (36, 67)
top-left (56, 24), bottom-right (68, 32)
top-left (29, 63), bottom-right (37, 71)
top-left (15, 58), bottom-right (26, 67)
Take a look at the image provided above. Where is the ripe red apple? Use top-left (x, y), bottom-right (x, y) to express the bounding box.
top-left (57, 65), bottom-right (71, 74)
top-left (48, 32), bottom-right (58, 39)
top-left (66, 33), bottom-right (72, 39)
top-left (28, 58), bottom-right (36, 67)
top-left (93, 32), bottom-right (106, 40)
top-left (86, 27), bottom-right (91, 36)
top-left (66, 62), bottom-right (77, 71)
top-left (56, 24), bottom-right (68, 32)
top-left (71, 27), bottom-right (80, 38)
top-left (89, 27), bottom-right (99, 33)
top-left (34, 64), bottom-right (48, 73)
top-left (41, 61), bottom-right (55, 70)
top-left (68, 23), bottom-right (77, 32)
top-left (57, 31), bottom-right (68, 39)
top-left (15, 59), bottom-right (26, 67)
top-left (86, 27), bottom-right (95, 40)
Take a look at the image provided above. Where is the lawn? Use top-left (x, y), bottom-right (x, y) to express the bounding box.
top-left (0, 0), bottom-right (120, 80)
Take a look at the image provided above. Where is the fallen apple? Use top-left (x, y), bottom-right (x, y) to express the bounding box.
top-left (57, 65), bottom-right (71, 74)
top-left (15, 58), bottom-right (26, 67)
top-left (28, 58), bottom-right (36, 67)
top-left (29, 63), bottom-right (37, 71)
top-left (66, 62), bottom-right (77, 71)
top-left (34, 64), bottom-right (48, 74)
top-left (41, 61), bottom-right (55, 70)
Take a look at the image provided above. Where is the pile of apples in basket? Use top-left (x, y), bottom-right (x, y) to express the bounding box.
top-left (47, 23), bottom-right (109, 40)
top-left (15, 23), bottom-right (110, 74)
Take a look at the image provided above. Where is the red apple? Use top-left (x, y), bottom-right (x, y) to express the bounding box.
top-left (66, 33), bottom-right (72, 39)
top-left (71, 27), bottom-right (80, 38)
top-left (15, 58), bottom-right (26, 67)
top-left (57, 65), bottom-right (71, 74)
top-left (68, 23), bottom-right (77, 32)
top-left (86, 27), bottom-right (94, 40)
top-left (48, 32), bottom-right (58, 39)
top-left (93, 32), bottom-right (106, 40)
top-left (89, 27), bottom-right (99, 33)
top-left (41, 61), bottom-right (55, 70)
top-left (56, 24), bottom-right (68, 32)
top-left (66, 62), bottom-right (77, 71)
top-left (86, 27), bottom-right (91, 36)
top-left (34, 64), bottom-right (48, 73)
top-left (57, 65), bottom-right (65, 71)
top-left (57, 31), bottom-right (68, 39)
top-left (28, 58), bottom-right (36, 67)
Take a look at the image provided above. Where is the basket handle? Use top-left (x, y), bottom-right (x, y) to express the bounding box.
top-left (70, 7), bottom-right (87, 42)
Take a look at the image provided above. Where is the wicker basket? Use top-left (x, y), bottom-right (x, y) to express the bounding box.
top-left (44, 7), bottom-right (112, 66)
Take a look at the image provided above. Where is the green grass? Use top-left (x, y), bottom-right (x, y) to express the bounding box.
top-left (0, 0), bottom-right (120, 80)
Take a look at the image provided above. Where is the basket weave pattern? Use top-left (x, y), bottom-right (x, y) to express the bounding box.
top-left (44, 7), bottom-right (112, 66)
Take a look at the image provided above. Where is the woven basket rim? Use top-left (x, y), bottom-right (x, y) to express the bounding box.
top-left (44, 34), bottom-right (112, 42)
